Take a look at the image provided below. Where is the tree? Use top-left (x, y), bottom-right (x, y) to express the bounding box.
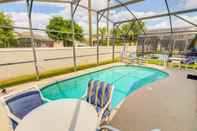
top-left (120, 21), bottom-right (144, 41)
top-left (99, 27), bottom-right (107, 45)
top-left (110, 27), bottom-right (122, 46)
top-left (0, 12), bottom-right (15, 48)
top-left (46, 16), bottom-right (84, 46)
top-left (111, 21), bottom-right (145, 45)
top-left (111, 27), bottom-right (121, 37)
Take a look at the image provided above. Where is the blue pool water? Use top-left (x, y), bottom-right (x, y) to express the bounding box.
top-left (41, 65), bottom-right (168, 108)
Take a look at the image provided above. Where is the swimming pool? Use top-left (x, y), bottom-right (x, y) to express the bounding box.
top-left (41, 65), bottom-right (168, 108)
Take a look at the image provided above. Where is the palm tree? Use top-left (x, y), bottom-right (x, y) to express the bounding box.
top-left (99, 27), bottom-right (107, 45)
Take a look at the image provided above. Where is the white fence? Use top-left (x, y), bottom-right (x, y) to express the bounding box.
top-left (0, 46), bottom-right (136, 80)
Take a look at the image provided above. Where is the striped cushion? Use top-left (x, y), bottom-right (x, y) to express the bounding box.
top-left (87, 80), bottom-right (112, 108)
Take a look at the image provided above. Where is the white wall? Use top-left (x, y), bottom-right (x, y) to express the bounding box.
top-left (0, 46), bottom-right (136, 79)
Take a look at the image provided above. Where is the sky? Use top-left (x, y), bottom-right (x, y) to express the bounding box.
top-left (0, 0), bottom-right (197, 35)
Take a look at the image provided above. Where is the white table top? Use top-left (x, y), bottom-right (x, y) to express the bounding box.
top-left (15, 99), bottom-right (98, 131)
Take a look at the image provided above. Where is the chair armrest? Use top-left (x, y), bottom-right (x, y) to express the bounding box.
top-left (98, 85), bottom-right (114, 123)
top-left (7, 112), bottom-right (21, 124)
top-left (98, 100), bottom-right (111, 123)
top-left (100, 125), bottom-right (120, 131)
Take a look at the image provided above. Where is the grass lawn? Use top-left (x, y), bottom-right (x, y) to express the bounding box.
top-left (146, 59), bottom-right (197, 69)
top-left (0, 58), bottom-right (120, 89)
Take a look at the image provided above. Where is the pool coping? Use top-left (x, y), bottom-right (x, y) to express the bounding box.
top-left (39, 64), bottom-right (169, 90)
top-left (1, 63), bottom-right (169, 94)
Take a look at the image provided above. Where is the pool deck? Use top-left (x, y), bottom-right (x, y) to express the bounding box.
top-left (110, 68), bottom-right (197, 131)
top-left (1, 63), bottom-right (197, 131)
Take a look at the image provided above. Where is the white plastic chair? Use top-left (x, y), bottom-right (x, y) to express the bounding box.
top-left (0, 87), bottom-right (50, 130)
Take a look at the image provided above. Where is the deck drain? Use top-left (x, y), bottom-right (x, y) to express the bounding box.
top-left (147, 87), bottom-right (153, 90)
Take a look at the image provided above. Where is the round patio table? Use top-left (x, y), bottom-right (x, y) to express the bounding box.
top-left (15, 99), bottom-right (98, 131)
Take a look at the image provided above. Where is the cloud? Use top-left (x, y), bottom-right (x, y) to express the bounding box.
top-left (109, 10), bottom-right (158, 22)
top-left (146, 14), bottom-right (197, 30)
top-left (173, 15), bottom-right (197, 28)
top-left (184, 0), bottom-right (197, 9)
top-left (80, 0), bottom-right (108, 11)
top-left (6, 10), bottom-right (67, 27)
top-left (147, 21), bottom-right (169, 29)
top-left (5, 4), bottom-right (71, 34)
top-left (3, 0), bottom-right (197, 36)
top-left (4, 1), bottom-right (108, 35)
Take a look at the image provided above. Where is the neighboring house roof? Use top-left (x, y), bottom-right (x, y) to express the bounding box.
top-left (140, 27), bottom-right (197, 40)
top-left (146, 26), bottom-right (197, 34)
top-left (15, 31), bottom-right (53, 42)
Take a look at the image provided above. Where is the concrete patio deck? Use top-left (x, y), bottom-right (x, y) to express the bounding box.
top-left (110, 69), bottom-right (197, 131)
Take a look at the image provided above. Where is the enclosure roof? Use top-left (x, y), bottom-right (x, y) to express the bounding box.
top-left (0, 0), bottom-right (72, 3)
top-left (0, 0), bottom-right (197, 36)
top-left (0, 0), bottom-right (143, 12)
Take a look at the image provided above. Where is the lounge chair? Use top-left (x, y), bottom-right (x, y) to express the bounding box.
top-left (85, 80), bottom-right (113, 124)
top-left (120, 46), bottom-right (138, 64)
top-left (82, 80), bottom-right (119, 131)
top-left (1, 87), bottom-right (50, 130)
top-left (184, 56), bottom-right (197, 64)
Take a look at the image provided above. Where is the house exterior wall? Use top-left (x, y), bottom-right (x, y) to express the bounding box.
top-left (0, 46), bottom-right (136, 80)
top-left (17, 38), bottom-right (54, 48)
